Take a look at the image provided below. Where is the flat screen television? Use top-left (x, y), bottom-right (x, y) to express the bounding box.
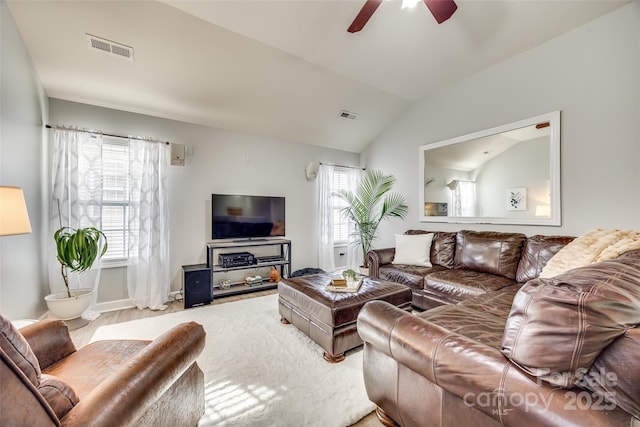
top-left (211, 194), bottom-right (285, 240)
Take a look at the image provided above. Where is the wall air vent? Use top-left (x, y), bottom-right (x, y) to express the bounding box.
top-left (86, 34), bottom-right (134, 61)
top-left (338, 110), bottom-right (358, 120)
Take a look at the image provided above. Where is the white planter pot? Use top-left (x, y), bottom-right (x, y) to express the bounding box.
top-left (44, 288), bottom-right (94, 320)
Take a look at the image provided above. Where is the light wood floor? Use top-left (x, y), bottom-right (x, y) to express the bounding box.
top-left (69, 289), bottom-right (381, 427)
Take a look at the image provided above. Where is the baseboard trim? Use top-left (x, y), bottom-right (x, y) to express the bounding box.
top-left (95, 299), bottom-right (135, 313)
top-left (42, 291), bottom-right (184, 319)
top-left (96, 291), bottom-right (182, 313)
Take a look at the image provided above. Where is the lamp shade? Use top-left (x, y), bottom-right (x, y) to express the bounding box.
top-left (0, 186), bottom-right (32, 236)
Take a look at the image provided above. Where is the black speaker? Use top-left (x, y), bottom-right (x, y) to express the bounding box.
top-left (183, 264), bottom-right (212, 309)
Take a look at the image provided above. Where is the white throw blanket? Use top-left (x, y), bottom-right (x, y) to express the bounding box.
top-left (539, 228), bottom-right (640, 278)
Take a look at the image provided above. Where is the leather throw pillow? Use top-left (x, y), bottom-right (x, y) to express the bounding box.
top-left (501, 252), bottom-right (640, 388)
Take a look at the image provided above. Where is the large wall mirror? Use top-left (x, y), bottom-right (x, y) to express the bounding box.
top-left (419, 111), bottom-right (561, 225)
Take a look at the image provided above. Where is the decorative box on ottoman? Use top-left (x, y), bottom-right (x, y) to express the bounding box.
top-left (278, 274), bottom-right (412, 363)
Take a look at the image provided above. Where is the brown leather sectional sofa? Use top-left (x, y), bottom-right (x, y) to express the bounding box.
top-left (359, 230), bottom-right (640, 426)
top-left (1, 315), bottom-right (206, 426)
top-left (367, 230), bottom-right (574, 310)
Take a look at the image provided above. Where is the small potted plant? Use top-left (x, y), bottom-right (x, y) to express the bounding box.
top-left (334, 170), bottom-right (408, 274)
top-left (342, 269), bottom-right (357, 282)
top-left (45, 226), bottom-right (108, 320)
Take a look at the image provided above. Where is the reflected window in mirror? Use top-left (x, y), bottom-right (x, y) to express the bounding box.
top-left (419, 111), bottom-right (560, 226)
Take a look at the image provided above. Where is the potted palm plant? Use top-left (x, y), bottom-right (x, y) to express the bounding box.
top-left (45, 226), bottom-right (108, 320)
top-left (334, 169), bottom-right (408, 273)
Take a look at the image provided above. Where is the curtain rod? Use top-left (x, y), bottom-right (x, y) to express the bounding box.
top-left (319, 162), bottom-right (365, 171)
top-left (45, 124), bottom-right (171, 145)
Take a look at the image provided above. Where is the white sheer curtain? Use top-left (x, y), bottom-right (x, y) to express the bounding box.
top-left (345, 168), bottom-right (363, 270)
top-left (127, 138), bottom-right (170, 310)
top-left (317, 165), bottom-right (363, 272)
top-left (317, 164), bottom-right (335, 272)
top-left (49, 128), bottom-right (104, 320)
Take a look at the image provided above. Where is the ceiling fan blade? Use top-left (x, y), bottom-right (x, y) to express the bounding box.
top-left (348, 0), bottom-right (383, 33)
top-left (423, 0), bottom-right (457, 24)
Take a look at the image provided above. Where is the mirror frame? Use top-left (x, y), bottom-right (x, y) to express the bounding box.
top-left (419, 111), bottom-right (561, 226)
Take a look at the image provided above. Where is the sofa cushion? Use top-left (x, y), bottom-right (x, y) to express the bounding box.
top-left (581, 327), bottom-right (640, 418)
top-left (44, 339), bottom-right (150, 399)
top-left (418, 288), bottom-right (518, 349)
top-left (0, 314), bottom-right (40, 386)
top-left (454, 231), bottom-right (526, 280)
top-left (392, 233), bottom-right (434, 267)
top-left (424, 269), bottom-right (516, 304)
top-left (380, 264), bottom-right (446, 290)
top-left (515, 235), bottom-right (575, 283)
top-left (501, 250), bottom-right (640, 388)
top-left (38, 373), bottom-right (79, 419)
top-left (458, 286), bottom-right (520, 319)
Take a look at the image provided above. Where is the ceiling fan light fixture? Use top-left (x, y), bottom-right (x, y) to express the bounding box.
top-left (348, 0), bottom-right (457, 33)
top-left (401, 0), bottom-right (421, 9)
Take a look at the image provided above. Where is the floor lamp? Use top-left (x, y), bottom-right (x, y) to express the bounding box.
top-left (0, 186), bottom-right (33, 325)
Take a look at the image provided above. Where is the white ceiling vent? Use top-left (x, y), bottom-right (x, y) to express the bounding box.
top-left (338, 110), bottom-right (358, 120)
top-left (86, 34), bottom-right (134, 61)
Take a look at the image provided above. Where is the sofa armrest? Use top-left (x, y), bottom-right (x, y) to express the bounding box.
top-left (358, 300), bottom-right (407, 355)
top-left (366, 248), bottom-right (395, 278)
top-left (21, 320), bottom-right (76, 370)
top-left (358, 300), bottom-right (450, 382)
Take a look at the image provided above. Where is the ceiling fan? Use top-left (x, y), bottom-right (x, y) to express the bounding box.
top-left (348, 0), bottom-right (458, 33)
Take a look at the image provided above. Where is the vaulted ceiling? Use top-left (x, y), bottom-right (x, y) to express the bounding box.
top-left (7, 0), bottom-right (628, 152)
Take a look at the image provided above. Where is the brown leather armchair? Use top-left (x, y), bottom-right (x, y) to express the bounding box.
top-left (1, 315), bottom-right (206, 427)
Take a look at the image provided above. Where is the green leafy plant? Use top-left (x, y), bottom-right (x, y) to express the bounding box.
top-left (334, 170), bottom-right (408, 268)
top-left (54, 227), bottom-right (108, 298)
top-left (342, 269), bottom-right (357, 282)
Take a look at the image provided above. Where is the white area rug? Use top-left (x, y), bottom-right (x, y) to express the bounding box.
top-left (91, 294), bottom-right (375, 426)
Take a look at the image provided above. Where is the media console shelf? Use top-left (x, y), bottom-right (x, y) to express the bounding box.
top-left (207, 238), bottom-right (291, 298)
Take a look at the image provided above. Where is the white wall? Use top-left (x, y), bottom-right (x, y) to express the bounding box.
top-left (0, 1), bottom-right (50, 319)
top-left (49, 99), bottom-right (360, 303)
top-left (362, 3), bottom-right (640, 248)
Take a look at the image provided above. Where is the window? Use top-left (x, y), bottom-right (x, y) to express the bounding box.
top-left (74, 136), bottom-right (129, 262)
top-left (99, 137), bottom-right (130, 261)
top-left (331, 168), bottom-right (351, 244)
top-left (450, 180), bottom-right (476, 217)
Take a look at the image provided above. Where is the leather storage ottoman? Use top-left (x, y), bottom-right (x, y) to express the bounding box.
top-left (278, 274), bottom-right (412, 363)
